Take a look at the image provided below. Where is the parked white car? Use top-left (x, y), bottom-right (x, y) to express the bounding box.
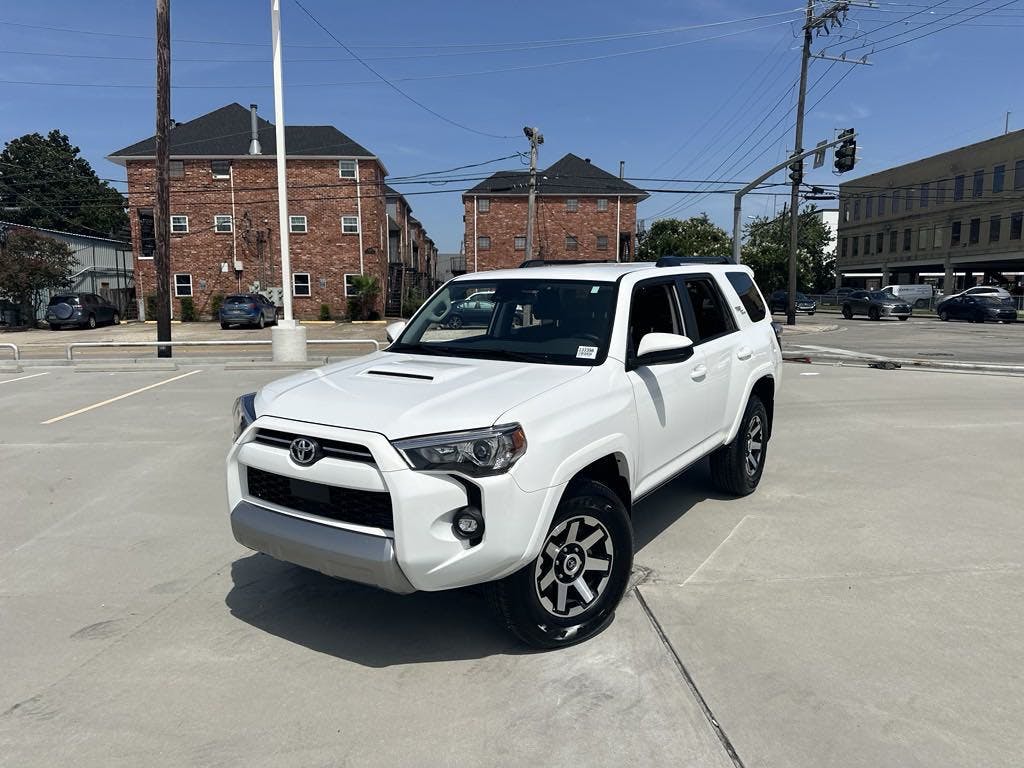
top-left (227, 260), bottom-right (782, 648)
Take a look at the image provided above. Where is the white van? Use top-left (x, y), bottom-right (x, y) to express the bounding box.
top-left (882, 284), bottom-right (934, 308)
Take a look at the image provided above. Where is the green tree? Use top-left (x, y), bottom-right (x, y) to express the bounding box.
top-left (741, 205), bottom-right (834, 293)
top-left (346, 275), bottom-right (381, 320)
top-left (0, 130), bottom-right (128, 237)
top-left (0, 231), bottom-right (76, 325)
top-left (636, 214), bottom-right (731, 261)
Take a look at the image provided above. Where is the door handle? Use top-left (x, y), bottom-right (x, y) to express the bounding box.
top-left (690, 364), bottom-right (708, 381)
top-left (737, 346), bottom-right (752, 360)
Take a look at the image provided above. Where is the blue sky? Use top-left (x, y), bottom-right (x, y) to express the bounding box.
top-left (2, 0), bottom-right (1023, 250)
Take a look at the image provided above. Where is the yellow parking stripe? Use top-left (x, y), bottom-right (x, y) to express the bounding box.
top-left (41, 370), bottom-right (201, 424)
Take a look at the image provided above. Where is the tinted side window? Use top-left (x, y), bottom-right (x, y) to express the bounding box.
top-left (726, 272), bottom-right (767, 322)
top-left (628, 282), bottom-right (682, 353)
top-left (682, 277), bottom-right (736, 342)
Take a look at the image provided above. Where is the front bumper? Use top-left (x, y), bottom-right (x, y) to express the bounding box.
top-left (231, 500), bottom-right (414, 593)
top-left (226, 415), bottom-right (561, 593)
top-left (881, 306), bottom-right (912, 316)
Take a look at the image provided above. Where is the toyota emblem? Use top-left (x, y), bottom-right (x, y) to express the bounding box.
top-left (289, 437), bottom-right (320, 466)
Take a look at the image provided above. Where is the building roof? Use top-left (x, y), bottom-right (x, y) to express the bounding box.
top-left (465, 153), bottom-right (647, 198)
top-left (0, 219), bottom-right (130, 247)
top-left (108, 103), bottom-right (377, 163)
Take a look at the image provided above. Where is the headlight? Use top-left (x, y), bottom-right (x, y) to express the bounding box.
top-left (232, 392), bottom-right (257, 442)
top-left (392, 424), bottom-right (527, 477)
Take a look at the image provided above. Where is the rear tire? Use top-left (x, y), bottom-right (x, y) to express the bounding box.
top-left (111, 312), bottom-right (120, 325)
top-left (49, 324), bottom-right (61, 331)
top-left (710, 395), bottom-right (768, 497)
top-left (939, 310), bottom-right (949, 321)
top-left (86, 314), bottom-right (97, 329)
top-left (489, 479), bottom-right (632, 650)
top-left (842, 305), bottom-right (853, 320)
top-left (256, 315), bottom-right (265, 329)
top-left (898, 316), bottom-right (909, 321)
top-left (221, 322), bottom-right (230, 330)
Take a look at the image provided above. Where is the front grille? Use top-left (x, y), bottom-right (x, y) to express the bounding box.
top-left (246, 467), bottom-right (393, 529)
top-left (253, 428), bottom-right (375, 464)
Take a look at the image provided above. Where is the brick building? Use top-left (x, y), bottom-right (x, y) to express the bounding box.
top-left (462, 154), bottom-right (647, 272)
top-left (109, 103), bottom-right (433, 320)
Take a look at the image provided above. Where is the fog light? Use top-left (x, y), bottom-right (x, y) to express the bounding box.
top-left (452, 507), bottom-right (484, 540)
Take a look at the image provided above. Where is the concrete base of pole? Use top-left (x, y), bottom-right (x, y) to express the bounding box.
top-left (271, 321), bottom-right (307, 362)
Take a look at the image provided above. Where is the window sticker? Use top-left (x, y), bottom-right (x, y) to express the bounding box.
top-left (576, 345), bottom-right (599, 359)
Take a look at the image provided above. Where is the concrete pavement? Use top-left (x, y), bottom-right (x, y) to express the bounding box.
top-left (1, 364), bottom-right (1022, 766)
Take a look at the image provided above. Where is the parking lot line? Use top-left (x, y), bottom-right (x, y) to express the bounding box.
top-left (0, 372), bottom-right (50, 385)
top-left (40, 370), bottom-right (202, 425)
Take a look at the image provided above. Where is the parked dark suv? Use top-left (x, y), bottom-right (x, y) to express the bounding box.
top-left (768, 290), bottom-right (816, 315)
top-left (219, 293), bottom-right (278, 329)
top-left (46, 293), bottom-right (120, 330)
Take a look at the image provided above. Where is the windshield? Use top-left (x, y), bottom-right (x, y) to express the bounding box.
top-left (391, 278), bottom-right (617, 366)
top-left (224, 295), bottom-right (255, 304)
top-left (868, 292), bottom-right (897, 300)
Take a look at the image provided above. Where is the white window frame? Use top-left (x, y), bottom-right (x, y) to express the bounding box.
top-left (211, 160), bottom-right (231, 179)
top-left (344, 273), bottom-right (361, 297)
top-left (292, 272), bottom-right (311, 297)
top-left (596, 234), bottom-right (609, 251)
top-left (214, 214), bottom-right (233, 233)
top-left (338, 159), bottom-right (357, 179)
top-left (174, 273), bottom-right (192, 297)
top-left (565, 198), bottom-right (579, 212)
top-left (170, 215), bottom-right (189, 233)
top-left (341, 215), bottom-right (359, 234)
top-left (514, 235), bottom-right (526, 251)
top-left (477, 198), bottom-right (490, 213)
top-left (596, 198), bottom-right (609, 212)
top-left (289, 215), bottom-right (308, 234)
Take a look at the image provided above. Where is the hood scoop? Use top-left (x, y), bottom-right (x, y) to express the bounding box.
top-left (365, 369), bottom-right (434, 381)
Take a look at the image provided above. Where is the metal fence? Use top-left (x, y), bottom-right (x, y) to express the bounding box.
top-left (805, 294), bottom-right (1024, 313)
top-left (1, 342), bottom-right (19, 361)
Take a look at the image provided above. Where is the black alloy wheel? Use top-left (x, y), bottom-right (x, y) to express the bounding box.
top-left (490, 479), bottom-right (632, 649)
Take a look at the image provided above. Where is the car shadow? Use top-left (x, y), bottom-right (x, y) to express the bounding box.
top-left (226, 460), bottom-right (728, 666)
top-left (631, 458), bottom-right (728, 553)
top-left (225, 553), bottom-right (526, 667)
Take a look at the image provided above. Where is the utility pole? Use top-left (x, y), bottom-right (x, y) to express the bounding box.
top-left (786, 0), bottom-right (815, 327)
top-left (523, 126), bottom-right (543, 261)
top-left (154, 0), bottom-right (172, 356)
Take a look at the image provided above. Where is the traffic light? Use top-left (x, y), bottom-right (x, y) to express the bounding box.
top-left (788, 157), bottom-right (804, 185)
top-left (834, 128), bottom-right (857, 174)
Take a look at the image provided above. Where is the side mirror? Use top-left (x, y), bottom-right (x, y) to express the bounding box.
top-left (630, 332), bottom-right (694, 370)
top-left (385, 320), bottom-right (407, 343)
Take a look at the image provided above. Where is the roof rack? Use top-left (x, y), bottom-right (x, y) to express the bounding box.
top-left (518, 259), bottom-right (612, 268)
top-left (655, 255), bottom-right (732, 267)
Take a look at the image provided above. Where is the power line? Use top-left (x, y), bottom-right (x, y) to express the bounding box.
top-left (0, 17), bottom-right (806, 91)
top-left (0, 8), bottom-right (807, 50)
top-left (868, 0), bottom-right (1021, 53)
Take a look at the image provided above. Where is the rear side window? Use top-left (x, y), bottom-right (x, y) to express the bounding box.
top-left (727, 272), bottom-right (767, 322)
top-left (680, 277), bottom-right (736, 343)
top-left (49, 295), bottom-right (79, 305)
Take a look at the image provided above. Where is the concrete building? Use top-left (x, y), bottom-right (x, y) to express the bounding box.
top-left (109, 103), bottom-right (437, 320)
top-left (462, 154), bottom-right (647, 272)
top-left (836, 130), bottom-right (1024, 291)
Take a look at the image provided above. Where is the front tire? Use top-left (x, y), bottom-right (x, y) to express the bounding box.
top-left (842, 305), bottom-right (853, 319)
top-left (490, 479), bottom-right (632, 649)
top-left (86, 314), bottom-right (97, 329)
top-left (221, 322), bottom-right (231, 330)
top-left (256, 314), bottom-right (265, 329)
top-left (111, 312), bottom-right (120, 325)
top-left (710, 395), bottom-right (768, 497)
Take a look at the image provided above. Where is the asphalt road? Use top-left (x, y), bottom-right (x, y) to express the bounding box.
top-left (781, 313), bottom-right (1024, 365)
top-left (2, 364), bottom-right (1022, 767)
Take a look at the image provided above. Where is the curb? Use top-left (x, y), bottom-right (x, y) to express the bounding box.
top-left (783, 351), bottom-right (1024, 375)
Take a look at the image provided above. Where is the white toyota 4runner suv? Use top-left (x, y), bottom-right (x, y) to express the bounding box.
top-left (227, 259), bottom-right (781, 648)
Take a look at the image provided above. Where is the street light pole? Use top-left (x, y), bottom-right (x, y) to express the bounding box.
top-left (269, 0), bottom-right (306, 361)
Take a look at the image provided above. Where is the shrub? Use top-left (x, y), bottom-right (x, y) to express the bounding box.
top-left (401, 289), bottom-right (425, 319)
top-left (179, 297), bottom-right (196, 322)
top-left (319, 303), bottom-right (332, 321)
top-left (346, 275), bottom-right (381, 320)
top-left (210, 293), bottom-right (225, 318)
